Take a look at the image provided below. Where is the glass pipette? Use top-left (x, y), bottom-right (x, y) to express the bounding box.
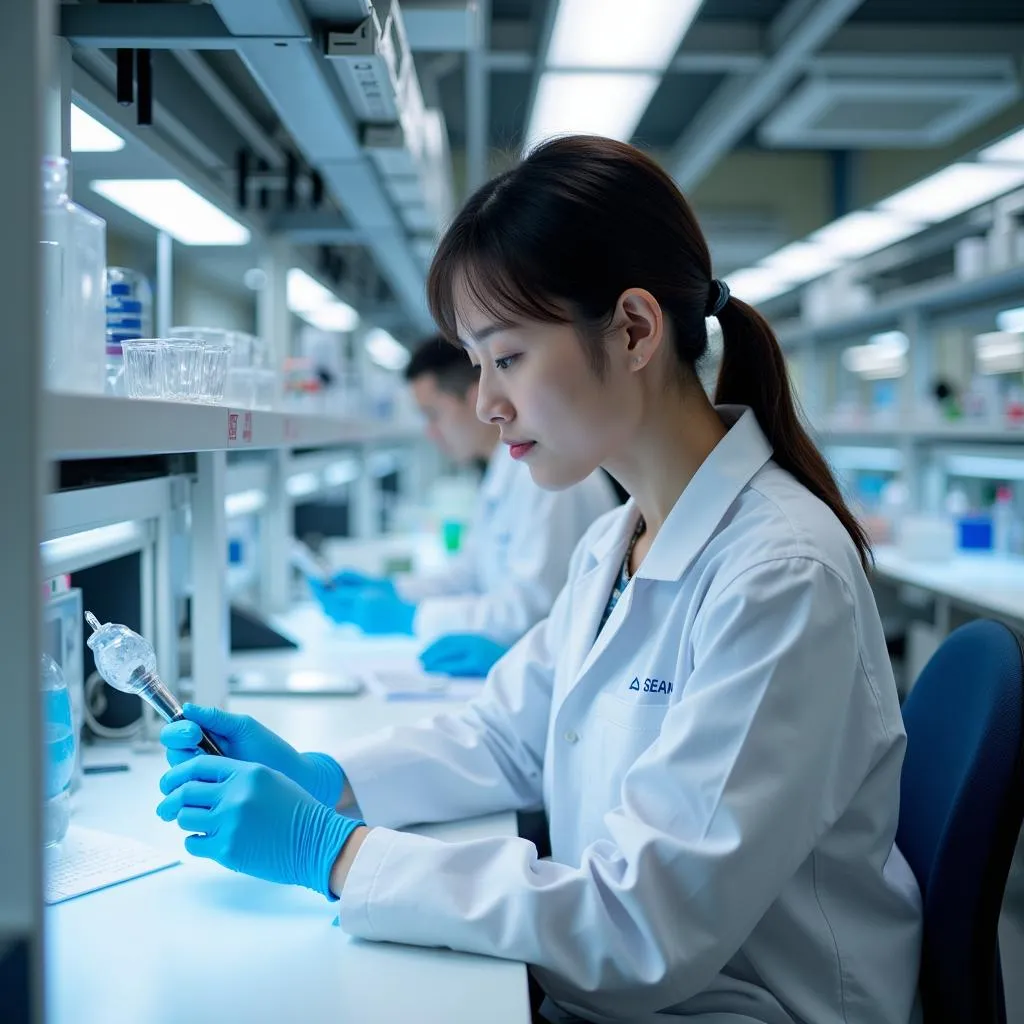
top-left (85, 611), bottom-right (224, 756)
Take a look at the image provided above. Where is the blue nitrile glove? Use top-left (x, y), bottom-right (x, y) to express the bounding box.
top-left (159, 704), bottom-right (344, 807)
top-left (310, 580), bottom-right (415, 635)
top-left (329, 570), bottom-right (396, 597)
top-left (419, 633), bottom-right (509, 678)
top-left (157, 756), bottom-right (363, 899)
top-left (309, 578), bottom-right (358, 622)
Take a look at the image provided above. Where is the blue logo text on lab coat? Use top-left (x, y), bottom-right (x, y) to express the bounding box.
top-left (629, 676), bottom-right (674, 695)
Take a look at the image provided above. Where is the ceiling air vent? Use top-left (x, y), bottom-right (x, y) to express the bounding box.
top-left (324, 2), bottom-right (410, 125)
top-left (760, 58), bottom-right (1020, 149)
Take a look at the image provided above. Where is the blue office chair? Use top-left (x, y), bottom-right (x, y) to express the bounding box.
top-left (897, 619), bottom-right (1024, 1024)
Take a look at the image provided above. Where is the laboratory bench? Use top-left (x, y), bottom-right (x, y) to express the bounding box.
top-left (872, 545), bottom-right (1024, 630)
top-left (46, 625), bottom-right (531, 1024)
top-left (46, 564), bottom-right (1024, 1023)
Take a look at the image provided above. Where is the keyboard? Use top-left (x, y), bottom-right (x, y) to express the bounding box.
top-left (45, 825), bottom-right (180, 905)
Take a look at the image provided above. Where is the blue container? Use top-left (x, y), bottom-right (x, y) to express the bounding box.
top-left (957, 516), bottom-right (993, 550)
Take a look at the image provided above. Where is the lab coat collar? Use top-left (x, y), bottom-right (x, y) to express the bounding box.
top-left (561, 407), bottom-right (771, 686)
top-left (634, 406), bottom-right (773, 583)
top-left (562, 513), bottom-right (637, 683)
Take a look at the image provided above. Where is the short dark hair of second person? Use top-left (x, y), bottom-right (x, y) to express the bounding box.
top-left (404, 335), bottom-right (480, 397)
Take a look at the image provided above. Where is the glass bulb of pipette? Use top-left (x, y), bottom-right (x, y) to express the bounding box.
top-left (84, 612), bottom-right (158, 695)
top-left (84, 612), bottom-right (224, 756)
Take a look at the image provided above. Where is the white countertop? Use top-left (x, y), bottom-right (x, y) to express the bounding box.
top-left (46, 622), bottom-right (529, 1024)
top-left (872, 546), bottom-right (1024, 625)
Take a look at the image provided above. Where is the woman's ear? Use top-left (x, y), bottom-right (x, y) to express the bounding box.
top-left (615, 288), bottom-right (665, 372)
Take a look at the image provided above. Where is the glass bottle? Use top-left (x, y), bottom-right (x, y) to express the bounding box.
top-left (42, 653), bottom-right (76, 847)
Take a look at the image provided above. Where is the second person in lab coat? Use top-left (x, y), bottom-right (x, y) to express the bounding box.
top-left (311, 336), bottom-right (618, 675)
top-left (159, 136), bottom-right (922, 1024)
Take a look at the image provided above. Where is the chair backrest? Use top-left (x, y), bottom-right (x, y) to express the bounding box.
top-left (897, 619), bottom-right (1024, 1024)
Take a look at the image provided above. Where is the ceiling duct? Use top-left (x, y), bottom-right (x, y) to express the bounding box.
top-left (699, 209), bottom-right (788, 276)
top-left (760, 57), bottom-right (1020, 149)
top-left (364, 107), bottom-right (454, 240)
top-left (210, 0), bottom-right (433, 330)
top-left (323, 2), bottom-right (409, 124)
top-left (326, 2), bottom-right (454, 240)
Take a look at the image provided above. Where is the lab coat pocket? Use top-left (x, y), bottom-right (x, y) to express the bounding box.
top-left (581, 693), bottom-right (669, 837)
top-left (593, 691), bottom-right (670, 734)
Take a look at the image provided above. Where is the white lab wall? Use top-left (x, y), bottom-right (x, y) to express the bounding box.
top-left (172, 264), bottom-right (256, 333)
top-left (106, 228), bottom-right (256, 334)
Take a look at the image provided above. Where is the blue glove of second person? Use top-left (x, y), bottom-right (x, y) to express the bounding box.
top-left (328, 570), bottom-right (396, 595)
top-left (419, 633), bottom-right (509, 678)
top-left (310, 580), bottom-right (416, 636)
top-left (160, 704), bottom-right (345, 808)
top-left (157, 756), bottom-right (364, 899)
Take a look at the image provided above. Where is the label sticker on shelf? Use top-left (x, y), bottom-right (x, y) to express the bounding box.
top-left (284, 417), bottom-right (298, 441)
top-left (227, 412), bottom-right (239, 443)
top-left (243, 412), bottom-right (253, 443)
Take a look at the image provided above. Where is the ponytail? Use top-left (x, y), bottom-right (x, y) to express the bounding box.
top-left (424, 133), bottom-right (871, 570)
top-left (715, 298), bottom-right (872, 570)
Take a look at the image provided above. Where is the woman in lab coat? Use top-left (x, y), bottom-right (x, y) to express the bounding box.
top-left (310, 336), bottom-right (620, 664)
top-left (159, 136), bottom-right (922, 1024)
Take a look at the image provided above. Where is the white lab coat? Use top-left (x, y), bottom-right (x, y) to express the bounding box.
top-left (335, 408), bottom-right (922, 1024)
top-left (397, 444), bottom-right (618, 644)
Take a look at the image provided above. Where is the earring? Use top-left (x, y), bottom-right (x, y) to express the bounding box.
top-left (633, 357), bottom-right (643, 367)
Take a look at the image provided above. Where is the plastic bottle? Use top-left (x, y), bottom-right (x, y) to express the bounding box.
top-left (40, 157), bottom-right (108, 394)
top-left (40, 156), bottom-right (72, 390)
top-left (64, 202), bottom-right (107, 394)
top-left (105, 267), bottom-right (153, 396)
top-left (41, 653), bottom-right (76, 847)
top-left (945, 488), bottom-right (970, 519)
top-left (993, 486), bottom-right (1014, 556)
top-left (879, 478), bottom-right (909, 545)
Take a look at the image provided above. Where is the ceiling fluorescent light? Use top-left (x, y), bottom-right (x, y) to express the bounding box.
top-left (979, 127), bottom-right (1024, 165)
top-left (547, 0), bottom-right (703, 70)
top-left (70, 104), bottom-right (124, 152)
top-left (365, 328), bottom-right (411, 371)
top-left (944, 453), bottom-right (1024, 482)
top-left (879, 163), bottom-right (1024, 224)
top-left (723, 267), bottom-right (795, 305)
top-left (286, 268), bottom-right (360, 332)
top-left (869, 330), bottom-right (910, 350)
top-left (995, 306), bottom-right (1024, 333)
top-left (224, 489), bottom-right (267, 518)
top-left (525, 71), bottom-right (659, 149)
top-left (974, 331), bottom-right (1024, 374)
top-left (760, 241), bottom-right (842, 283)
top-left (303, 302), bottom-right (360, 333)
top-left (90, 179), bottom-right (250, 245)
top-left (809, 210), bottom-right (924, 259)
top-left (842, 333), bottom-right (908, 380)
top-left (841, 348), bottom-right (907, 380)
top-left (286, 268), bottom-right (336, 313)
top-left (287, 472), bottom-right (321, 498)
top-left (324, 458), bottom-right (360, 487)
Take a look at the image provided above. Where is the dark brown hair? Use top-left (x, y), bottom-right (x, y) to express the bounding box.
top-left (427, 135), bottom-right (870, 568)
top-left (403, 334), bottom-right (480, 397)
